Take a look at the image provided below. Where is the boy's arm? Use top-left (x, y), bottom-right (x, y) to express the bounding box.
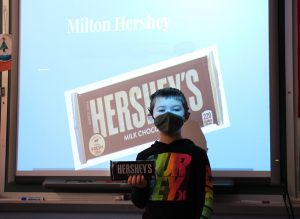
top-left (131, 184), bottom-right (150, 209)
top-left (129, 153), bottom-right (150, 209)
top-left (200, 162), bottom-right (213, 218)
top-left (196, 150), bottom-right (214, 219)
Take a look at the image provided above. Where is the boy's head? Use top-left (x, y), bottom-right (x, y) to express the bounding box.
top-left (149, 87), bottom-right (189, 119)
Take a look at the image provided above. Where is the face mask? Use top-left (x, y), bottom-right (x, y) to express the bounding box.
top-left (154, 112), bottom-right (184, 134)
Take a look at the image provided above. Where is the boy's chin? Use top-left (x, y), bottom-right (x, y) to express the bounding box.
top-left (161, 130), bottom-right (182, 135)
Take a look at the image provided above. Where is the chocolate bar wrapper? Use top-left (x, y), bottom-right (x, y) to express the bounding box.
top-left (110, 160), bottom-right (155, 181)
top-left (65, 46), bottom-right (230, 169)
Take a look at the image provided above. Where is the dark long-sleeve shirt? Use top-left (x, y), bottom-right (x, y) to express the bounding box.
top-left (131, 139), bottom-right (213, 219)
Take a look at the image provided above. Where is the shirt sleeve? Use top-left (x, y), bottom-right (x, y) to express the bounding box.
top-left (195, 149), bottom-right (214, 219)
top-left (130, 152), bottom-right (150, 209)
top-left (200, 162), bottom-right (213, 219)
top-left (131, 186), bottom-right (150, 209)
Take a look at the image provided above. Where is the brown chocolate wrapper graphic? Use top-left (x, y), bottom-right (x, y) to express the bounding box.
top-left (110, 160), bottom-right (155, 181)
top-left (65, 46), bottom-right (229, 169)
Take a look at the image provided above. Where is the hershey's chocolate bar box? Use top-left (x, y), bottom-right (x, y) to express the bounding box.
top-left (65, 46), bottom-right (230, 169)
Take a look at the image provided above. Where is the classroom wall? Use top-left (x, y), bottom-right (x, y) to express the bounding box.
top-left (296, 0), bottom-right (300, 194)
top-left (1, 200), bottom-right (299, 219)
top-left (0, 212), bottom-right (297, 219)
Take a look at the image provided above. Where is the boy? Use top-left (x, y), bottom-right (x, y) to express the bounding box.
top-left (128, 87), bottom-right (213, 219)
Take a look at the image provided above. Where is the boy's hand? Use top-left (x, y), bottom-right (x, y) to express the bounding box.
top-left (128, 175), bottom-right (147, 188)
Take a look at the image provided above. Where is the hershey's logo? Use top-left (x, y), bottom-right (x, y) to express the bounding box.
top-left (90, 69), bottom-right (203, 137)
top-left (110, 160), bottom-right (155, 181)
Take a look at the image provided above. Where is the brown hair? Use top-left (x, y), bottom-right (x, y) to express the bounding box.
top-left (148, 87), bottom-right (189, 117)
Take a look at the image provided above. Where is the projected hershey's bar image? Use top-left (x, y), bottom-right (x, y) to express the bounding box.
top-left (65, 47), bottom-right (229, 169)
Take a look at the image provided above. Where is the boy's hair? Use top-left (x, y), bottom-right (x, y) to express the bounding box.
top-left (148, 87), bottom-right (189, 117)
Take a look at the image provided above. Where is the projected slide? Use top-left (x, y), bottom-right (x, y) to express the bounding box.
top-left (17, 0), bottom-right (270, 175)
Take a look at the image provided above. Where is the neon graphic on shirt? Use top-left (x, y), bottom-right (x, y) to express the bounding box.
top-left (201, 165), bottom-right (214, 218)
top-left (150, 153), bottom-right (191, 201)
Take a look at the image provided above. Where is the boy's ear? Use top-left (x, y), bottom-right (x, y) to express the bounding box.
top-left (147, 108), bottom-right (153, 118)
top-left (185, 112), bottom-right (190, 121)
top-left (148, 113), bottom-right (155, 122)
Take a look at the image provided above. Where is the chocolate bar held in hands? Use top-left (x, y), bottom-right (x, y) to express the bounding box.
top-left (110, 160), bottom-right (155, 181)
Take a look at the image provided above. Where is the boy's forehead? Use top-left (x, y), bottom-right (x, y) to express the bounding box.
top-left (154, 96), bottom-right (183, 107)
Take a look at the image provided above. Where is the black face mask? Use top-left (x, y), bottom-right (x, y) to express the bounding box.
top-left (154, 112), bottom-right (184, 134)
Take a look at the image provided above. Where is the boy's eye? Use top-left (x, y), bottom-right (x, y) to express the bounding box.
top-left (172, 107), bottom-right (181, 111)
